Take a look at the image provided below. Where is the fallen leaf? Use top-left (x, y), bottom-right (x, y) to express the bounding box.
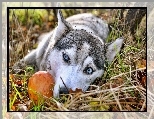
top-left (136, 59), bottom-right (146, 68)
top-left (141, 76), bottom-right (146, 88)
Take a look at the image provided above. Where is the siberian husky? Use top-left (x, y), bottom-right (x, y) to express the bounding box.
top-left (13, 9), bottom-right (123, 98)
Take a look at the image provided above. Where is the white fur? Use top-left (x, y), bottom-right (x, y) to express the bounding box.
top-left (15, 10), bottom-right (123, 98)
top-left (46, 46), bottom-right (104, 97)
top-left (106, 38), bottom-right (124, 63)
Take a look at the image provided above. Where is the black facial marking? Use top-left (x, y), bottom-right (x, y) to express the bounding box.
top-left (54, 29), bottom-right (105, 69)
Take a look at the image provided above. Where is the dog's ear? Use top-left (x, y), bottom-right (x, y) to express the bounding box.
top-left (105, 38), bottom-right (123, 63)
top-left (53, 9), bottom-right (73, 41)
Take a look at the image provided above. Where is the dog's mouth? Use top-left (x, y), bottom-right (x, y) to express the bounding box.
top-left (53, 77), bottom-right (69, 98)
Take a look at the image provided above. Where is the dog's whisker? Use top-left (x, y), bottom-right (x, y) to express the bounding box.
top-left (60, 77), bottom-right (69, 93)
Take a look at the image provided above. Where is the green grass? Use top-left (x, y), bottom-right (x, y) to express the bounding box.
top-left (31, 104), bottom-right (42, 111)
top-left (9, 9), bottom-right (146, 111)
top-left (9, 75), bottom-right (22, 110)
top-left (9, 9), bottom-right (48, 26)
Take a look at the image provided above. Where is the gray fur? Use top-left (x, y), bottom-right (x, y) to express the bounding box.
top-left (13, 9), bottom-right (123, 98)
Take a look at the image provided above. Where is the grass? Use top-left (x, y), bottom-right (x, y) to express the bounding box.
top-left (9, 9), bottom-right (48, 26)
top-left (8, 9), bottom-right (146, 111)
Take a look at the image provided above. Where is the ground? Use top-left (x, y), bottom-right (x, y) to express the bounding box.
top-left (8, 9), bottom-right (146, 111)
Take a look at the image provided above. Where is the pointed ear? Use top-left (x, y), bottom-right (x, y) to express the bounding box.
top-left (105, 38), bottom-right (124, 63)
top-left (53, 9), bottom-right (73, 41)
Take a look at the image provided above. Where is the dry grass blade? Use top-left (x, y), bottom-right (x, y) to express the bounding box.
top-left (110, 81), bottom-right (122, 111)
top-left (8, 9), bottom-right (146, 111)
top-left (110, 67), bottom-right (146, 80)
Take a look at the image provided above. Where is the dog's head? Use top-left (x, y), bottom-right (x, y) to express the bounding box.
top-left (46, 10), bottom-right (123, 98)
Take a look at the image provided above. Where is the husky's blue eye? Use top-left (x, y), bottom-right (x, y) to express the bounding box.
top-left (84, 67), bottom-right (93, 75)
top-left (63, 53), bottom-right (70, 63)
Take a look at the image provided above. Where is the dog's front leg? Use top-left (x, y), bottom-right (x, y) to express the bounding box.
top-left (12, 49), bottom-right (38, 73)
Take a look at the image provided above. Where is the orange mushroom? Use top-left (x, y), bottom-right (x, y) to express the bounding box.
top-left (28, 71), bottom-right (55, 105)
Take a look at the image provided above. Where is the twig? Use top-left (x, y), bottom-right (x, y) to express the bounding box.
top-left (110, 67), bottom-right (146, 79)
top-left (141, 100), bottom-right (146, 111)
top-left (79, 101), bottom-right (143, 110)
top-left (53, 98), bottom-right (69, 111)
top-left (110, 81), bottom-right (123, 111)
top-left (80, 85), bottom-right (144, 98)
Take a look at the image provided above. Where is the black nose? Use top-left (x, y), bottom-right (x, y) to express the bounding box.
top-left (59, 87), bottom-right (69, 94)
